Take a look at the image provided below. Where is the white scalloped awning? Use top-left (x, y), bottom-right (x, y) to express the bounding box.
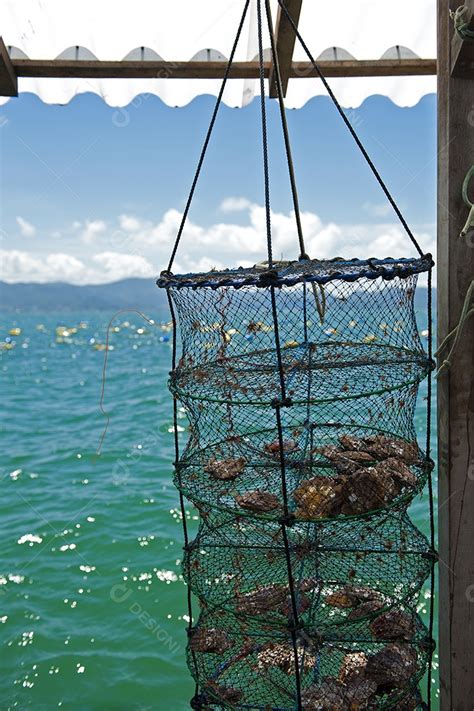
top-left (0, 0), bottom-right (437, 108)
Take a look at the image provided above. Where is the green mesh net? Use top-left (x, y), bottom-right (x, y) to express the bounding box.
top-left (158, 257), bottom-right (435, 710)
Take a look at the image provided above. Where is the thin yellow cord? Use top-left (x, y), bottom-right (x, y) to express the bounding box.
top-left (436, 280), bottom-right (474, 378)
top-left (311, 282), bottom-right (326, 325)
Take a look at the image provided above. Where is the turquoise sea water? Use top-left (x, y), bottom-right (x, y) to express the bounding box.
top-left (0, 310), bottom-right (438, 710)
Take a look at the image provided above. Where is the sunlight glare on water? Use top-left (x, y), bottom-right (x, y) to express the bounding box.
top-left (0, 310), bottom-right (438, 709)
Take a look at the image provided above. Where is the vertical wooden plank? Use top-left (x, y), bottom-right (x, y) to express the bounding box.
top-left (437, 1), bottom-right (474, 709)
top-left (268, 0), bottom-right (303, 97)
top-left (0, 37), bottom-right (17, 96)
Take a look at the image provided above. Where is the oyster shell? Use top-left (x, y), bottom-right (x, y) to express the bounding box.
top-left (256, 642), bottom-right (316, 674)
top-left (300, 577), bottom-right (319, 593)
top-left (370, 609), bottom-right (415, 641)
top-left (391, 693), bottom-right (419, 711)
top-left (236, 584), bottom-right (288, 615)
top-left (340, 450), bottom-right (374, 464)
top-left (264, 438), bottom-right (298, 454)
top-left (339, 434), bottom-right (366, 452)
top-left (316, 446), bottom-right (371, 474)
top-left (365, 644), bottom-right (418, 687)
top-left (277, 590), bottom-right (312, 617)
top-left (374, 458), bottom-right (417, 492)
top-left (344, 677), bottom-right (378, 707)
top-left (235, 490), bottom-right (280, 512)
top-left (325, 589), bottom-right (355, 609)
top-left (313, 444), bottom-right (340, 459)
top-left (362, 435), bottom-right (419, 464)
top-left (205, 681), bottom-right (242, 705)
top-left (189, 627), bottom-right (234, 654)
top-left (301, 676), bottom-right (377, 710)
top-left (301, 678), bottom-right (347, 711)
top-left (347, 598), bottom-right (385, 621)
top-left (339, 652), bottom-right (368, 683)
top-left (236, 583), bottom-right (311, 617)
top-left (294, 476), bottom-right (343, 519)
top-left (325, 585), bottom-right (381, 609)
top-left (205, 457), bottom-right (246, 481)
top-left (342, 467), bottom-right (398, 515)
top-left (334, 453), bottom-right (373, 475)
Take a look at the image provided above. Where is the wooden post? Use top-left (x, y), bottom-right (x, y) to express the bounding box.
top-left (0, 37), bottom-right (17, 96)
top-left (268, 0), bottom-right (303, 97)
top-left (437, 0), bottom-right (474, 708)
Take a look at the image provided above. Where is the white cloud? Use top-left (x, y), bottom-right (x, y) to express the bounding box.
top-left (80, 220), bottom-right (107, 244)
top-left (92, 252), bottom-right (155, 282)
top-left (0, 202), bottom-right (435, 285)
top-left (220, 197), bottom-right (253, 213)
top-left (119, 214), bottom-right (142, 232)
top-left (0, 250), bottom-right (86, 283)
top-left (0, 249), bottom-right (155, 285)
top-left (16, 216), bottom-right (36, 237)
top-left (362, 202), bottom-right (393, 219)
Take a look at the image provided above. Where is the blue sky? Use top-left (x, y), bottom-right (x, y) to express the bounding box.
top-left (0, 91), bottom-right (436, 283)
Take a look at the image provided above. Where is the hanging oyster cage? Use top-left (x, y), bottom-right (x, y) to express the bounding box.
top-left (157, 1), bottom-right (436, 709)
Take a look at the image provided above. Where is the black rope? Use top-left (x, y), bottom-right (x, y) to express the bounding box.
top-left (256, 0), bottom-right (273, 267)
top-left (258, 3), bottom-right (302, 705)
top-left (264, 0), bottom-right (307, 261)
top-left (270, 289), bottom-right (288, 399)
top-left (166, 0), bottom-right (251, 273)
top-left (167, 292), bottom-right (199, 700)
top-left (275, 0), bottom-right (425, 259)
top-left (274, 403), bottom-right (303, 710)
top-left (426, 267), bottom-right (435, 709)
top-left (162, 3), bottom-right (433, 708)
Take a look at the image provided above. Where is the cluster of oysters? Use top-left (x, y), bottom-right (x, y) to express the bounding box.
top-left (300, 643), bottom-right (419, 710)
top-left (294, 434), bottom-right (419, 519)
top-left (324, 584), bottom-right (415, 640)
top-left (204, 433), bottom-right (420, 520)
top-left (194, 628), bottom-right (419, 711)
top-left (196, 436), bottom-right (424, 708)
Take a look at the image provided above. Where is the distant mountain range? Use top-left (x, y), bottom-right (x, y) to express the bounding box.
top-left (0, 278), bottom-right (169, 313)
top-left (0, 278), bottom-right (433, 314)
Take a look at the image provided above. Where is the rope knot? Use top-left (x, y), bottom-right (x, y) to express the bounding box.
top-left (271, 396), bottom-right (293, 408)
top-left (420, 636), bottom-right (436, 653)
top-left (190, 694), bottom-right (205, 710)
top-left (258, 269), bottom-right (279, 287)
top-left (286, 619), bottom-right (304, 633)
top-left (424, 457), bottom-right (436, 472)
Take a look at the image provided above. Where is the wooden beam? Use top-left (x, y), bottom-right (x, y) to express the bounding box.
top-left (451, 0), bottom-right (474, 77)
top-left (0, 37), bottom-right (17, 96)
top-left (289, 58), bottom-right (436, 78)
top-left (13, 59), bottom-right (264, 80)
top-left (8, 57), bottom-right (436, 83)
top-left (438, 0), bottom-right (474, 708)
top-left (269, 0), bottom-right (303, 98)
